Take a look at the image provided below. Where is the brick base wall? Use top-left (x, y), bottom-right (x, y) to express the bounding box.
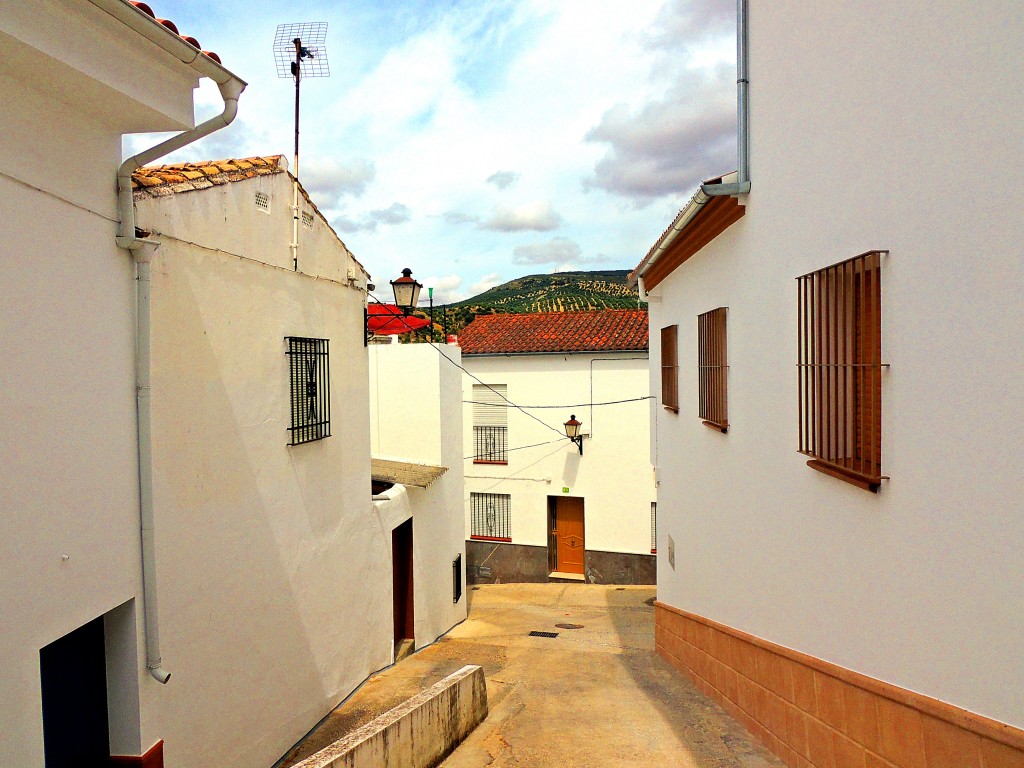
top-left (655, 603), bottom-right (1024, 768)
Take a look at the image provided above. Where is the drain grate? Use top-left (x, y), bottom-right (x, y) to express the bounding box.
top-left (529, 631), bottom-right (559, 638)
top-left (555, 623), bottom-right (583, 630)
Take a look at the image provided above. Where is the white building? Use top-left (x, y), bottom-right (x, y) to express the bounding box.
top-left (1, 3), bottom-right (243, 765)
top-left (368, 341), bottom-right (469, 659)
top-left (1, 2), bottom-right (466, 764)
top-left (458, 310), bottom-right (656, 585)
top-left (635, 3), bottom-right (1024, 767)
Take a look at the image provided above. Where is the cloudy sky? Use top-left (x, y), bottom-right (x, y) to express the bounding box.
top-left (128, 0), bottom-right (737, 302)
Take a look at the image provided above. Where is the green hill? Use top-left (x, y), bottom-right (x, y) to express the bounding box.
top-left (396, 270), bottom-right (645, 342)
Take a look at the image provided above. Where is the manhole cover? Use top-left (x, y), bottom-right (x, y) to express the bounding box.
top-left (529, 631), bottom-right (559, 638)
top-left (555, 623), bottom-right (584, 629)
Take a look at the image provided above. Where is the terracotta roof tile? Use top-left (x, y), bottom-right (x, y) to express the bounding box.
top-left (132, 156), bottom-right (287, 198)
top-left (459, 309), bottom-right (648, 355)
top-left (128, 2), bottom-right (223, 66)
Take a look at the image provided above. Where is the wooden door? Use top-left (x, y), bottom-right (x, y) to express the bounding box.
top-left (554, 497), bottom-right (585, 574)
top-left (392, 519), bottom-right (414, 642)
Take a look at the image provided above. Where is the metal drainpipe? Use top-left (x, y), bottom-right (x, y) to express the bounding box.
top-left (94, 0), bottom-right (247, 683)
top-left (703, 0), bottom-right (750, 197)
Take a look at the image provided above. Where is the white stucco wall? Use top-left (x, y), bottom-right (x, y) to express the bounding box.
top-left (133, 171), bottom-right (391, 768)
top-left (369, 343), bottom-right (469, 650)
top-left (462, 353), bottom-right (655, 557)
top-left (648, 1), bottom-right (1024, 728)
top-left (0, 7), bottom-right (203, 766)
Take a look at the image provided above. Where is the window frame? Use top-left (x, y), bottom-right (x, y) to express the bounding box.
top-left (472, 384), bottom-right (508, 464)
top-left (285, 336), bottom-right (331, 445)
top-left (469, 492), bottom-right (512, 542)
top-left (697, 307), bottom-right (729, 432)
top-left (797, 250), bottom-right (887, 492)
top-left (660, 325), bottom-right (679, 413)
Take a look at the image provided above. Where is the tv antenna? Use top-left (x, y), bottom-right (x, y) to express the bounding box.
top-left (274, 22), bottom-right (329, 271)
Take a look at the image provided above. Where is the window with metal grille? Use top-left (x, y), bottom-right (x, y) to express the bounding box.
top-left (470, 492), bottom-right (511, 541)
top-left (698, 307), bottom-right (728, 432)
top-left (286, 337), bottom-right (330, 445)
top-left (452, 554), bottom-right (463, 603)
top-left (472, 384), bottom-right (508, 464)
top-left (797, 250), bottom-right (887, 492)
top-left (650, 502), bottom-right (657, 554)
top-left (661, 325), bottom-right (679, 413)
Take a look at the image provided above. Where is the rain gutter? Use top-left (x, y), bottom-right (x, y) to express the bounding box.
top-left (636, 0), bottom-right (750, 288)
top-left (88, 0), bottom-right (246, 685)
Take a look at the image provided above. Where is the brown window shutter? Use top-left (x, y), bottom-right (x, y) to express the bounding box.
top-left (661, 325), bottom-right (679, 413)
top-left (698, 307), bottom-right (728, 431)
top-left (797, 251), bottom-right (886, 491)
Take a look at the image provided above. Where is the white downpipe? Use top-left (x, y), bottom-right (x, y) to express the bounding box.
top-left (132, 245), bottom-right (169, 684)
top-left (702, 0), bottom-right (750, 197)
top-left (90, 0), bottom-right (247, 684)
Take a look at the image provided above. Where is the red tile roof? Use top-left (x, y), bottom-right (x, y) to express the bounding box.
top-left (132, 155), bottom-right (286, 196)
top-left (459, 310), bottom-right (648, 355)
top-left (129, 2), bottom-right (223, 63)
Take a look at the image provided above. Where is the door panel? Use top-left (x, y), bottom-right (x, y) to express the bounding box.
top-left (554, 497), bottom-right (585, 575)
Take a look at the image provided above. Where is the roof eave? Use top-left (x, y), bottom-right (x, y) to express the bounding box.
top-left (634, 171), bottom-right (738, 283)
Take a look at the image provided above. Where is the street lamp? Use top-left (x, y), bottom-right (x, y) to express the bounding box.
top-left (364, 268), bottom-right (425, 346)
top-left (564, 414), bottom-right (583, 455)
top-left (390, 268), bottom-right (422, 313)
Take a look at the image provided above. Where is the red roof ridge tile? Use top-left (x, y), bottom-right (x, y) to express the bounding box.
top-left (459, 308), bottom-right (648, 355)
top-left (129, 1), bottom-right (223, 66)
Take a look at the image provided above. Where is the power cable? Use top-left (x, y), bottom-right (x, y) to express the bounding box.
top-left (462, 396), bottom-right (653, 409)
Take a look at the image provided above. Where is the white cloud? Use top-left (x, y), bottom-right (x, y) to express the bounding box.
top-left (443, 211), bottom-right (480, 225)
top-left (585, 64), bottom-right (735, 202)
top-left (486, 170), bottom-right (520, 189)
top-left (513, 237), bottom-right (581, 264)
top-left (422, 274), bottom-right (464, 303)
top-left (334, 203), bottom-right (411, 233)
top-left (482, 201), bottom-right (562, 232)
top-left (302, 158), bottom-right (376, 207)
top-left (468, 272), bottom-right (504, 296)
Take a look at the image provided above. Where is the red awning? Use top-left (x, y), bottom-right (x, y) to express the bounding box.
top-left (367, 304), bottom-right (430, 335)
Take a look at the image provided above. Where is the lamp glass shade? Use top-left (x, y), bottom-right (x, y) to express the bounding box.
top-left (391, 268), bottom-right (422, 310)
top-left (564, 415), bottom-right (582, 439)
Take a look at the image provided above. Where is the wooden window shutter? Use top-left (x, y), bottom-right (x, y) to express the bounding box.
top-left (661, 325), bottom-right (679, 413)
top-left (797, 250), bottom-right (886, 491)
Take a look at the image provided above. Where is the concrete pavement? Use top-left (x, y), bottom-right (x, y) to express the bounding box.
top-left (279, 584), bottom-right (782, 768)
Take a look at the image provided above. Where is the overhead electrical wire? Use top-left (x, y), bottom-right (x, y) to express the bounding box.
top-left (462, 396), bottom-right (653, 409)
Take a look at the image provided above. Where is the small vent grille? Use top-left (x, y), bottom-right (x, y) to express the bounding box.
top-left (301, 211), bottom-right (315, 229)
top-left (255, 191), bottom-right (270, 212)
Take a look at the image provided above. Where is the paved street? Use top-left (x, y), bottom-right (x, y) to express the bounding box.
top-left (281, 584), bottom-right (781, 768)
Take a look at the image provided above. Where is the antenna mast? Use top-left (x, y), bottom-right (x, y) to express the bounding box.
top-left (274, 22), bottom-right (329, 272)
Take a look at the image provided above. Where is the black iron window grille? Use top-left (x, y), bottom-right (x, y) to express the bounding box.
top-left (470, 492), bottom-right (511, 541)
top-left (473, 426), bottom-right (508, 464)
top-left (286, 336), bottom-right (330, 445)
top-left (453, 554), bottom-right (463, 603)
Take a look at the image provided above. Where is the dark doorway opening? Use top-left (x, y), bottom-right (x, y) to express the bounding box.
top-left (40, 616), bottom-right (110, 768)
top-left (392, 518), bottom-right (415, 658)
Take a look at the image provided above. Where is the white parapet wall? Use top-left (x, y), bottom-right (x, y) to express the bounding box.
top-left (291, 665), bottom-right (488, 768)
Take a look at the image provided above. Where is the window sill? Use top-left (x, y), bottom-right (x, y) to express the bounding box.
top-left (702, 420), bottom-right (728, 433)
top-left (663, 405), bottom-right (679, 414)
top-left (470, 536), bottom-right (512, 542)
top-left (473, 460), bottom-right (508, 466)
top-left (806, 459), bottom-right (883, 493)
